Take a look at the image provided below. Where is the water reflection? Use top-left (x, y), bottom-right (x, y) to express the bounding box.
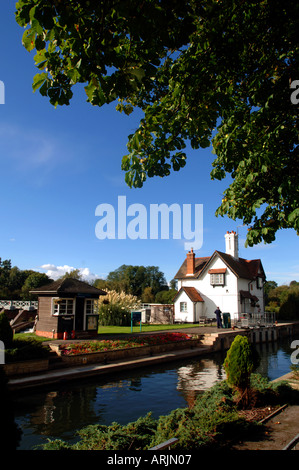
top-left (177, 358), bottom-right (226, 407)
top-left (15, 336), bottom-right (295, 450)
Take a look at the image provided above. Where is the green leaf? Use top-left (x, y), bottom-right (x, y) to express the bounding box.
top-left (32, 72), bottom-right (48, 92)
top-left (288, 209), bottom-right (299, 224)
top-left (22, 28), bottom-right (36, 52)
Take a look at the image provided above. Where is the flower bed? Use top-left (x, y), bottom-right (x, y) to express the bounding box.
top-left (55, 333), bottom-right (202, 367)
top-left (59, 332), bottom-right (195, 356)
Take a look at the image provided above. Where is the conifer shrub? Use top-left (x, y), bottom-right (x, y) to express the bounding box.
top-left (0, 311), bottom-right (13, 348)
top-left (152, 380), bottom-right (246, 450)
top-left (40, 376), bottom-right (294, 450)
top-left (5, 337), bottom-right (49, 363)
top-left (223, 335), bottom-right (260, 408)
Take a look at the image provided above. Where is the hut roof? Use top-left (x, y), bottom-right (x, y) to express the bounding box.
top-left (30, 277), bottom-right (107, 296)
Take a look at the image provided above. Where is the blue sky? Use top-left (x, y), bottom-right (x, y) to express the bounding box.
top-left (0, 3), bottom-right (298, 287)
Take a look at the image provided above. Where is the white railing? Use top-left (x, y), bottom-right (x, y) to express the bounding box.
top-left (0, 300), bottom-right (38, 311)
top-left (236, 312), bottom-right (276, 328)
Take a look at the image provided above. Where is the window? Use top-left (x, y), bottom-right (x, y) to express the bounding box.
top-left (257, 277), bottom-right (263, 289)
top-left (210, 273), bottom-right (225, 286)
top-left (180, 302), bottom-right (187, 312)
top-left (52, 298), bottom-right (74, 315)
top-left (85, 299), bottom-right (97, 315)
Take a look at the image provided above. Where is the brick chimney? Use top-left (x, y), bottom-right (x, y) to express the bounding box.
top-left (186, 248), bottom-right (195, 276)
top-left (225, 231), bottom-right (239, 259)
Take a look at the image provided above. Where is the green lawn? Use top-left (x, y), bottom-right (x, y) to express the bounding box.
top-left (14, 322), bottom-right (216, 341)
top-left (97, 323), bottom-right (210, 335)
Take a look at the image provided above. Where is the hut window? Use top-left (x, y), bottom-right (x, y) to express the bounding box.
top-left (85, 299), bottom-right (95, 315)
top-left (53, 298), bottom-right (74, 315)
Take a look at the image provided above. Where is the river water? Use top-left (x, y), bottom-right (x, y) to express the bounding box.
top-left (14, 336), bottom-right (296, 450)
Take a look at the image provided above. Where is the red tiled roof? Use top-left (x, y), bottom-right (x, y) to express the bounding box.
top-left (208, 268), bottom-right (227, 274)
top-left (173, 286), bottom-right (204, 302)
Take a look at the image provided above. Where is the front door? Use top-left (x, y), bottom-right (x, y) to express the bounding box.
top-left (75, 297), bottom-right (85, 331)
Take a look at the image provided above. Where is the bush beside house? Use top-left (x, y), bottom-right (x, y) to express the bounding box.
top-left (98, 290), bottom-right (141, 327)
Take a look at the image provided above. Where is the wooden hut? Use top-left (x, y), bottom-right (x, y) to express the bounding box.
top-left (30, 278), bottom-right (106, 339)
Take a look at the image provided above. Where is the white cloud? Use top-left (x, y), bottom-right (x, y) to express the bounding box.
top-left (40, 264), bottom-right (99, 282)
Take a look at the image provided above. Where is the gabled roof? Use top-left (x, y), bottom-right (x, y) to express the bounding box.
top-left (30, 277), bottom-right (107, 296)
top-left (173, 286), bottom-right (204, 303)
top-left (174, 256), bottom-right (211, 279)
top-left (213, 251), bottom-right (265, 280)
top-left (175, 250), bottom-right (265, 281)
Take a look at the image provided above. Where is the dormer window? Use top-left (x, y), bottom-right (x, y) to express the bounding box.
top-left (257, 277), bottom-right (263, 289)
top-left (208, 268), bottom-right (226, 286)
top-left (210, 273), bottom-right (224, 286)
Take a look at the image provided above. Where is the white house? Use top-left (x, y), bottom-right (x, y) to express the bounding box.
top-left (173, 231), bottom-right (265, 323)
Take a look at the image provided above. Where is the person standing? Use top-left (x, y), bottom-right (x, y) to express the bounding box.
top-left (214, 307), bottom-right (223, 328)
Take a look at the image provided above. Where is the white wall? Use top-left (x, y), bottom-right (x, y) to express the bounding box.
top-left (174, 290), bottom-right (203, 322)
top-left (180, 257), bottom-right (239, 320)
top-left (238, 277), bottom-right (264, 314)
top-left (176, 255), bottom-right (265, 323)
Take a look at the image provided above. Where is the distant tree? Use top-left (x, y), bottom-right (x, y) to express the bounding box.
top-left (106, 265), bottom-right (167, 298)
top-left (7, 267), bottom-right (29, 299)
top-left (0, 259), bottom-right (13, 298)
top-left (155, 289), bottom-right (178, 304)
top-left (21, 272), bottom-right (52, 299)
top-left (264, 280), bottom-right (278, 306)
top-left (278, 286), bottom-right (299, 321)
top-left (59, 269), bottom-right (82, 280)
top-left (93, 279), bottom-right (111, 291)
top-left (141, 286), bottom-right (155, 304)
top-left (268, 285), bottom-right (289, 305)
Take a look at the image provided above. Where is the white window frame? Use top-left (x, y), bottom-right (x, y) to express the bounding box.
top-left (180, 301), bottom-right (187, 312)
top-left (84, 299), bottom-right (99, 315)
top-left (85, 299), bottom-right (95, 315)
top-left (52, 297), bottom-right (75, 316)
top-left (210, 273), bottom-right (225, 286)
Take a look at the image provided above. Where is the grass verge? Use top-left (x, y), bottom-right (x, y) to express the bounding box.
top-left (97, 323), bottom-right (214, 335)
